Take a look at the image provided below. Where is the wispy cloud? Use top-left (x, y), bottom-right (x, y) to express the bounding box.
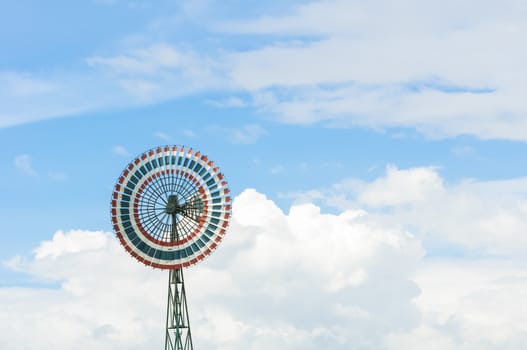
top-left (181, 129), bottom-right (196, 138)
top-left (207, 124), bottom-right (266, 144)
top-left (0, 72), bottom-right (57, 97)
top-left (14, 154), bottom-right (37, 176)
top-left (2, 1), bottom-right (527, 140)
top-left (86, 44), bottom-right (186, 74)
top-left (0, 43), bottom-right (223, 129)
top-left (205, 96), bottom-right (247, 108)
top-left (217, 0), bottom-right (527, 140)
top-left (48, 171), bottom-right (67, 182)
top-left (228, 124), bottom-right (266, 144)
top-left (112, 145), bottom-right (130, 157)
top-left (155, 132), bottom-right (170, 141)
top-left (86, 43), bottom-right (223, 102)
top-left (270, 165), bottom-right (285, 174)
top-left (451, 145), bottom-right (474, 157)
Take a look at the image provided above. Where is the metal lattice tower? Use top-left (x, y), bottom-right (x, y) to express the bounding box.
top-left (165, 205), bottom-right (193, 350)
top-left (165, 268), bottom-right (193, 350)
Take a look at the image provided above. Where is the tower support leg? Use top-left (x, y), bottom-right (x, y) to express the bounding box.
top-left (165, 268), bottom-right (193, 350)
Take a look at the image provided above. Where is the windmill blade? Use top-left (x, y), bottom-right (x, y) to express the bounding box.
top-left (110, 145), bottom-right (231, 270)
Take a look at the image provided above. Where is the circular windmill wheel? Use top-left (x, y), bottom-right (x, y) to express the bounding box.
top-left (110, 146), bottom-right (231, 269)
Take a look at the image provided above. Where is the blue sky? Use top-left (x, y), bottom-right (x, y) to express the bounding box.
top-left (3, 90), bottom-right (526, 260)
top-left (2, 1), bottom-right (527, 349)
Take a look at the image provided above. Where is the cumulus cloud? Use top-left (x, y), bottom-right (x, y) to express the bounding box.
top-left (1, 230), bottom-right (165, 350)
top-left (33, 230), bottom-right (108, 259)
top-left (372, 174), bottom-right (527, 256)
top-left (291, 165), bottom-right (527, 256)
top-left (276, 168), bottom-right (527, 348)
top-left (1, 189), bottom-right (424, 349)
top-left (4, 187), bottom-right (527, 348)
top-left (354, 165), bottom-right (444, 207)
top-left (387, 259), bottom-right (527, 350)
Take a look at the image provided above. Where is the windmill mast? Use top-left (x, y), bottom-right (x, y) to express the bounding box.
top-left (165, 200), bottom-right (193, 349)
top-left (165, 268), bottom-right (193, 349)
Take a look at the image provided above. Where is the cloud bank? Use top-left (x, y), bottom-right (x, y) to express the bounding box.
top-left (3, 184), bottom-right (527, 349)
top-left (2, 189), bottom-right (423, 349)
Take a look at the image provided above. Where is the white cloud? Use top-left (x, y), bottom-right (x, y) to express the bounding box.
top-left (0, 72), bottom-right (57, 97)
top-left (33, 230), bottom-right (108, 260)
top-left (2, 1), bottom-right (527, 140)
top-left (244, 84), bottom-right (527, 140)
top-left (14, 154), bottom-right (37, 176)
top-left (181, 129), bottom-right (196, 138)
top-left (4, 187), bottom-right (527, 349)
top-left (0, 43), bottom-right (222, 129)
top-left (1, 189), bottom-right (424, 349)
top-left (0, 69), bottom-right (129, 129)
top-left (234, 124), bottom-right (266, 143)
top-left (87, 44), bottom-right (186, 74)
top-left (119, 79), bottom-right (160, 101)
top-left (48, 171), bottom-right (67, 181)
top-left (155, 131), bottom-right (170, 141)
top-left (387, 259), bottom-right (527, 350)
top-left (353, 165), bottom-right (444, 207)
top-left (218, 0), bottom-right (527, 140)
top-left (2, 230), bottom-right (165, 350)
top-left (86, 43), bottom-right (223, 101)
top-left (295, 165), bottom-right (527, 257)
top-left (450, 145), bottom-right (474, 157)
top-left (270, 165), bottom-right (285, 174)
top-left (112, 145), bottom-right (131, 156)
top-left (222, 0), bottom-right (525, 88)
top-left (377, 176), bottom-right (527, 256)
top-left (216, 124), bottom-right (266, 144)
top-left (279, 166), bottom-right (527, 349)
top-left (206, 96), bottom-right (247, 108)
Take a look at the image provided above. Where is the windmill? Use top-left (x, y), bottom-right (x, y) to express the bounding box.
top-left (110, 145), bottom-right (231, 349)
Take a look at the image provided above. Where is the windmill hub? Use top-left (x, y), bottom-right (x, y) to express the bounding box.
top-left (165, 195), bottom-right (184, 215)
